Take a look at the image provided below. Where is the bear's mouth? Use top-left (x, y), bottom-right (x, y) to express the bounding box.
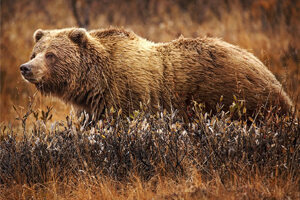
top-left (21, 73), bottom-right (38, 83)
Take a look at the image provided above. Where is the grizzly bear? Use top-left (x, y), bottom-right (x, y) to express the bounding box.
top-left (20, 27), bottom-right (293, 119)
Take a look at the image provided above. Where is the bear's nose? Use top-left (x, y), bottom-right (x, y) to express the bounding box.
top-left (20, 64), bottom-right (32, 75)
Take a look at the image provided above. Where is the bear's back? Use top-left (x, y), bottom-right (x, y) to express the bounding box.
top-left (89, 28), bottom-right (137, 40)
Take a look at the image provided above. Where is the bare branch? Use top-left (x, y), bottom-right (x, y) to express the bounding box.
top-left (70, 0), bottom-right (91, 28)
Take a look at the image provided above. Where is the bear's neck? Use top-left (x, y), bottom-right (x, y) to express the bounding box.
top-left (65, 53), bottom-right (113, 118)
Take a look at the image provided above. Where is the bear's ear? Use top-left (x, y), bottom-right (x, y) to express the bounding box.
top-left (34, 29), bottom-right (44, 43)
top-left (69, 28), bottom-right (87, 46)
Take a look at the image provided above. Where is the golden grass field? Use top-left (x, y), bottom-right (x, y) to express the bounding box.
top-left (0, 0), bottom-right (299, 199)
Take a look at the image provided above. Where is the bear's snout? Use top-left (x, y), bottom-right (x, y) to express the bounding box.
top-left (20, 62), bottom-right (40, 83)
top-left (20, 63), bottom-right (33, 77)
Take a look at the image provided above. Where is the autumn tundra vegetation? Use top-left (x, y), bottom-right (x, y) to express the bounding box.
top-left (0, 0), bottom-right (299, 199)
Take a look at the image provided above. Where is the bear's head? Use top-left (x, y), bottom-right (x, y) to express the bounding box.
top-left (20, 28), bottom-right (107, 97)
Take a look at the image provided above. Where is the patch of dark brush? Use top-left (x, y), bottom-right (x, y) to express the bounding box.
top-left (0, 105), bottom-right (299, 185)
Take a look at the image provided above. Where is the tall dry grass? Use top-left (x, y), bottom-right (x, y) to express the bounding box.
top-left (0, 102), bottom-right (299, 199)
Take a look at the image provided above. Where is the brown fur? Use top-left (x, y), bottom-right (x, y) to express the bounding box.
top-left (20, 27), bottom-right (294, 119)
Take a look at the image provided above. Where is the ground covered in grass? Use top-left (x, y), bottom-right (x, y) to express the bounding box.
top-left (1, 105), bottom-right (299, 199)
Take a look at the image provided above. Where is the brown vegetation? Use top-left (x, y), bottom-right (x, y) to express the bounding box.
top-left (0, 102), bottom-right (299, 199)
top-left (0, 0), bottom-right (299, 199)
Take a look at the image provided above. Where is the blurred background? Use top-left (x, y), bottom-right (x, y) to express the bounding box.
top-left (1, 0), bottom-right (299, 124)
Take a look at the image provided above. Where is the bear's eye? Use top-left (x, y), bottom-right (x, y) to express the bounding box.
top-left (30, 53), bottom-right (36, 60)
top-left (45, 52), bottom-right (55, 60)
